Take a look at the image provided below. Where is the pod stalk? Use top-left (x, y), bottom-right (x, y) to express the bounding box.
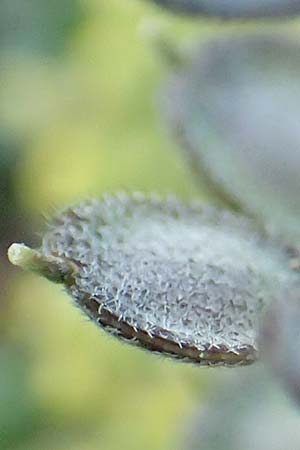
top-left (8, 243), bottom-right (76, 285)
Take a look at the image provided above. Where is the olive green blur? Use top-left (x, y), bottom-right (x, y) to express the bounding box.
top-left (2, 1), bottom-right (300, 449)
top-left (0, 1), bottom-right (211, 449)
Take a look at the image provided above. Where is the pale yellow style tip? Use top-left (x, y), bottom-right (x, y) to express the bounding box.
top-left (8, 242), bottom-right (77, 284)
top-left (7, 243), bottom-right (38, 269)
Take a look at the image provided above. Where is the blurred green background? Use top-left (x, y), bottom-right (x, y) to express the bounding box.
top-left (5, 1), bottom-right (300, 449)
top-left (0, 1), bottom-right (221, 449)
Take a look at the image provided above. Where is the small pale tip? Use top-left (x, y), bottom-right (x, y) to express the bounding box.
top-left (7, 243), bottom-right (38, 269)
top-left (8, 242), bottom-right (76, 285)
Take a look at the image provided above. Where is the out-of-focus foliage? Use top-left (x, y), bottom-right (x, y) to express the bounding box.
top-left (0, 347), bottom-right (41, 447)
top-left (261, 289), bottom-right (300, 405)
top-left (163, 32), bottom-right (300, 244)
top-left (0, 133), bottom-right (20, 238)
top-left (0, 0), bottom-right (84, 57)
top-left (0, 2), bottom-right (202, 216)
top-left (145, 0), bottom-right (300, 18)
top-left (182, 367), bottom-right (300, 450)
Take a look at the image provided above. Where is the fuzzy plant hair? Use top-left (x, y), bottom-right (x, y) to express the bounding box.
top-left (8, 194), bottom-right (300, 366)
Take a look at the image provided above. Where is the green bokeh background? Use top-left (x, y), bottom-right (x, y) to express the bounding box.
top-left (0, 1), bottom-right (218, 449)
top-left (3, 2), bottom-right (299, 449)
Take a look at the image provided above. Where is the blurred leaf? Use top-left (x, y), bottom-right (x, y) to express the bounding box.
top-left (0, 347), bottom-right (41, 449)
top-left (8, 195), bottom-right (300, 366)
top-left (163, 33), bottom-right (300, 245)
top-left (261, 288), bottom-right (300, 406)
top-left (0, 0), bottom-right (84, 57)
top-left (0, 131), bottom-right (27, 305)
top-left (182, 367), bottom-right (300, 450)
top-left (145, 0), bottom-right (300, 18)
top-left (0, 132), bottom-right (22, 238)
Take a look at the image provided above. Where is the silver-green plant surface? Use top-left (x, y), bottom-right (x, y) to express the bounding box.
top-left (147, 0), bottom-right (300, 18)
top-left (163, 33), bottom-right (300, 246)
top-left (8, 195), bottom-right (300, 366)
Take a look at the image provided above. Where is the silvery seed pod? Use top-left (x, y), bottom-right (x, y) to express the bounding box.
top-left (8, 195), bottom-right (300, 366)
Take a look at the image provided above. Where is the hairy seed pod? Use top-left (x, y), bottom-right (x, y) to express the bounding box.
top-left (8, 195), bottom-right (300, 366)
top-left (164, 34), bottom-right (300, 245)
top-left (146, 0), bottom-right (300, 18)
